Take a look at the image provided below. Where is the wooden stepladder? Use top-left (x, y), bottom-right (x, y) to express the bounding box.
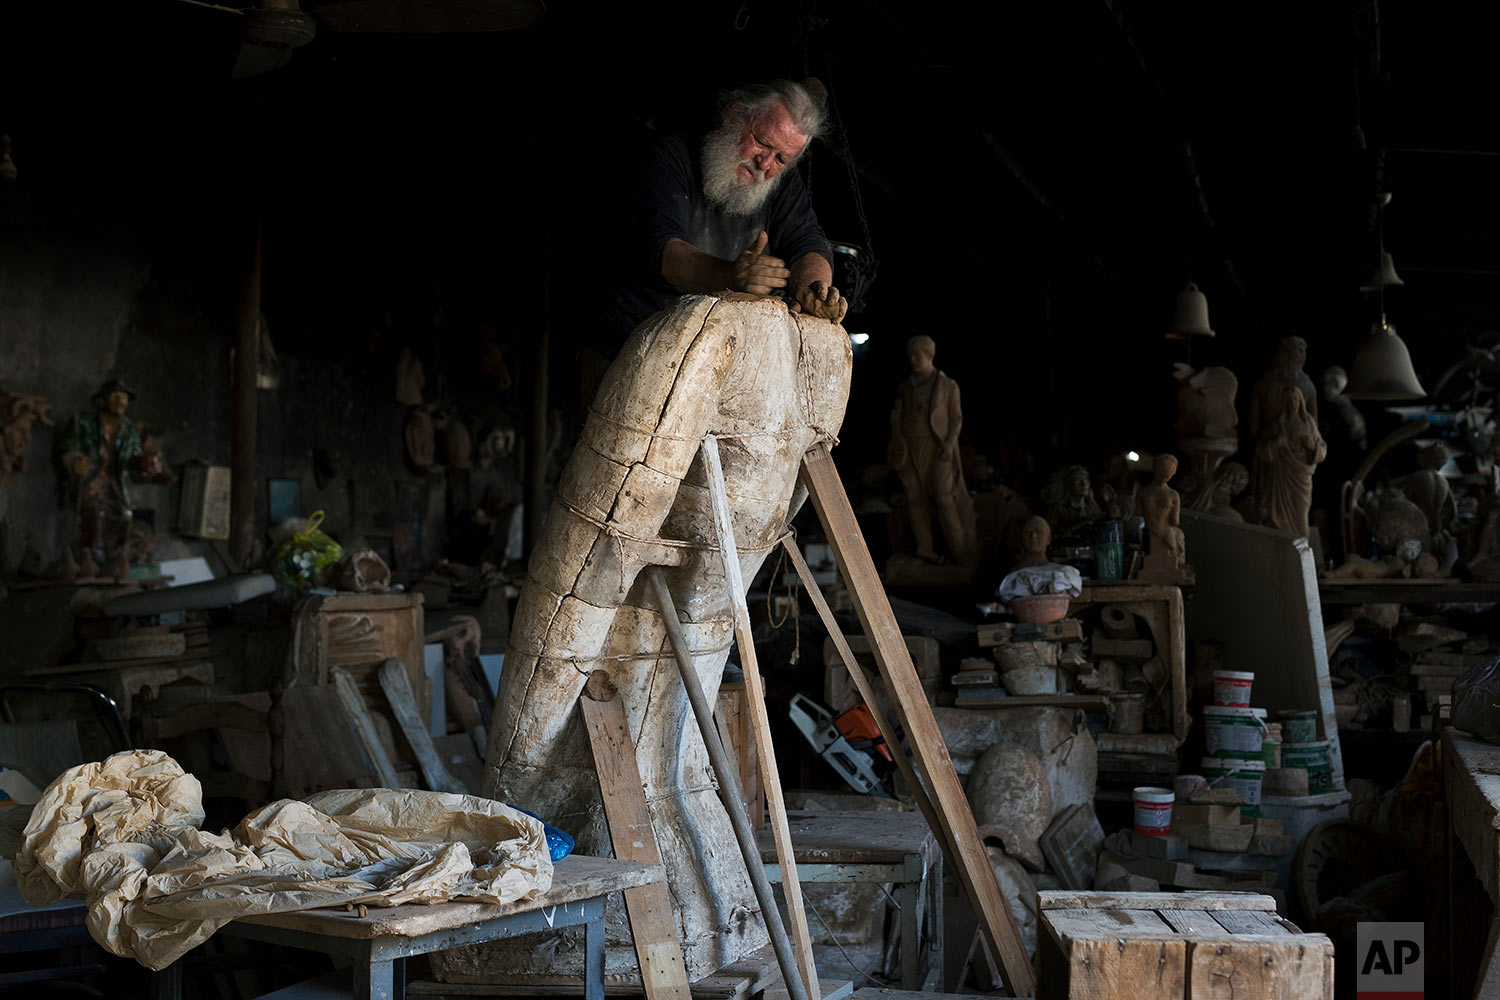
top-left (797, 442), bottom-right (1036, 997)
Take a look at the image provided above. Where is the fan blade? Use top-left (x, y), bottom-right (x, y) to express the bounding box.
top-left (308, 0), bottom-right (544, 32)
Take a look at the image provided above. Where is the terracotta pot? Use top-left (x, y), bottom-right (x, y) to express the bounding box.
top-left (1009, 593), bottom-right (1071, 624)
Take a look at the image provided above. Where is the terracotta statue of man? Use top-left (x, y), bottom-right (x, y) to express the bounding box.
top-left (59, 379), bottom-right (142, 573)
top-left (1019, 515), bottom-right (1051, 567)
top-left (1135, 454), bottom-right (1192, 584)
top-left (1257, 386), bottom-right (1327, 538)
top-left (886, 335), bottom-right (978, 566)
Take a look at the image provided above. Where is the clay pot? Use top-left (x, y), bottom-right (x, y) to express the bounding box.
top-left (1010, 594), bottom-right (1070, 624)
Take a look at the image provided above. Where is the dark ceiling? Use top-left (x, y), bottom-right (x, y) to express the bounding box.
top-left (3, 0), bottom-right (1496, 484)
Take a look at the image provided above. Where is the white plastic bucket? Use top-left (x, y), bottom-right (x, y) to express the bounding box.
top-left (1213, 670), bottom-right (1255, 707)
top-left (1204, 706), bottom-right (1268, 760)
top-left (1282, 740), bottom-right (1332, 794)
top-left (1133, 786), bottom-right (1175, 837)
top-left (1200, 756), bottom-right (1265, 818)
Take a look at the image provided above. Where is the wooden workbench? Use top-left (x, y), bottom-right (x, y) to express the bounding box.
top-left (150, 855), bottom-right (661, 1000)
top-left (1441, 718), bottom-right (1500, 996)
top-left (756, 811), bottom-right (943, 991)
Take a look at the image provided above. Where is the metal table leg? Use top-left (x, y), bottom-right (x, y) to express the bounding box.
top-left (149, 960), bottom-right (181, 1000)
top-left (899, 876), bottom-right (920, 989)
top-left (585, 898), bottom-right (605, 1000)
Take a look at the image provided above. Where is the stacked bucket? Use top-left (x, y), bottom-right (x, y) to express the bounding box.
top-left (1201, 670), bottom-right (1265, 816)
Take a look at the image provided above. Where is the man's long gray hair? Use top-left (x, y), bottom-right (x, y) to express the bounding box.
top-left (715, 79), bottom-right (828, 146)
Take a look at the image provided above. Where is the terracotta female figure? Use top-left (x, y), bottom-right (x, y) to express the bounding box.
top-left (1257, 386), bottom-right (1327, 538)
top-left (1135, 454), bottom-right (1192, 583)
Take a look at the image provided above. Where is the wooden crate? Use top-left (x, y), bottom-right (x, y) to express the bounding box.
top-left (1037, 890), bottom-right (1332, 1000)
top-left (292, 592), bottom-right (427, 718)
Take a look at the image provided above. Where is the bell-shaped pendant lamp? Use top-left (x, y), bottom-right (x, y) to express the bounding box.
top-left (1346, 316), bottom-right (1427, 400)
top-left (1359, 251), bottom-right (1404, 293)
top-left (1165, 282), bottom-right (1215, 339)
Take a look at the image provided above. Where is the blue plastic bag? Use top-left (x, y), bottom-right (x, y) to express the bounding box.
top-left (513, 806), bottom-right (575, 861)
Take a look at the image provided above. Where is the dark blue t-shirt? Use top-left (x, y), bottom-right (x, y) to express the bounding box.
top-left (595, 133), bottom-right (831, 356)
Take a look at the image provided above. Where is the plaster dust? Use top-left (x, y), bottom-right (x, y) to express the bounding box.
top-left (432, 295), bottom-right (851, 984)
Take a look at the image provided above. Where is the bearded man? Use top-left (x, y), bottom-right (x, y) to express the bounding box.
top-left (594, 79), bottom-right (847, 364)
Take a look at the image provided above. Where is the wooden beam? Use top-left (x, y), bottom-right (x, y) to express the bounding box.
top-left (378, 658), bottom-right (466, 795)
top-left (700, 435), bottom-right (819, 1000)
top-left (800, 443), bottom-right (1035, 996)
top-left (579, 671), bottom-right (693, 1000)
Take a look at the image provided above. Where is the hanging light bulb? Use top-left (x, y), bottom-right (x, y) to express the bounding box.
top-left (1360, 251), bottom-right (1404, 292)
top-left (1346, 315), bottom-right (1427, 400)
top-left (1165, 282), bottom-right (1215, 339)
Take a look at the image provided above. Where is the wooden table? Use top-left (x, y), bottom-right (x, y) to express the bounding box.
top-left (1440, 718), bottom-right (1500, 996)
top-left (756, 811), bottom-right (942, 991)
top-left (149, 855), bottom-right (662, 1000)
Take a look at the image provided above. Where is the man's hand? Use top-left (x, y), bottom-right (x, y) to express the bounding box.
top-left (731, 231), bottom-right (790, 295)
top-left (790, 280), bottom-right (849, 324)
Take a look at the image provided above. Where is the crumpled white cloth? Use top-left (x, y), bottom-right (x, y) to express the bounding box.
top-left (14, 750), bottom-right (553, 970)
top-left (997, 562), bottom-right (1084, 602)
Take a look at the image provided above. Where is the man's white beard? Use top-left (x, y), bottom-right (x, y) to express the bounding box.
top-left (701, 124), bottom-right (784, 216)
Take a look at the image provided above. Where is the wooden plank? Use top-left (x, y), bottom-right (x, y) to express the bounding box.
top-left (801, 443), bottom-right (1034, 997)
top-left (950, 693), bottom-right (1109, 710)
top-left (579, 671), bottom-right (693, 1000)
top-left (377, 657), bottom-right (466, 795)
top-left (329, 667), bottom-right (402, 789)
top-left (1185, 935), bottom-right (1333, 999)
top-left (236, 855), bottom-right (662, 939)
top-left (716, 684), bottom-right (763, 830)
top-left (701, 436), bottom-right (818, 1000)
top-left (1037, 890), bottom-right (1276, 912)
top-left (1209, 909), bottom-right (1292, 936)
top-left (977, 619), bottom-right (1083, 647)
top-left (752, 810), bottom-right (934, 866)
top-left (1157, 909), bottom-right (1229, 936)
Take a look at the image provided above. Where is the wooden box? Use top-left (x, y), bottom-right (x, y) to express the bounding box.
top-left (178, 463), bottom-right (232, 539)
top-left (293, 592), bottom-right (427, 718)
top-left (1037, 890), bottom-right (1332, 1000)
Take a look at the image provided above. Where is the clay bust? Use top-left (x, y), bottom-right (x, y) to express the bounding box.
top-left (1209, 461), bottom-right (1249, 521)
top-left (441, 295), bottom-right (852, 984)
top-left (886, 335), bottom-right (978, 566)
top-left (1173, 363), bottom-right (1240, 510)
top-left (1042, 464), bottom-right (1103, 538)
top-left (1019, 515), bottom-right (1051, 567)
top-left (1256, 385), bottom-right (1327, 538)
top-left (1135, 453), bottom-right (1193, 584)
top-left (1320, 365), bottom-right (1367, 453)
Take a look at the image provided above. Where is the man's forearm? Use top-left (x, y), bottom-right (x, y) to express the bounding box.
top-left (660, 238), bottom-right (733, 293)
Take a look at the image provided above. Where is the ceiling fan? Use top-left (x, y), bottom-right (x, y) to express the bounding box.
top-left (176, 0), bottom-right (545, 77)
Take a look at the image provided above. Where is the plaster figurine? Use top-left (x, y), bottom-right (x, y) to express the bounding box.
top-left (1249, 336), bottom-right (1318, 444)
top-left (885, 335), bottom-right (978, 566)
top-left (1320, 365), bottom-right (1367, 453)
top-left (1256, 386), bottom-right (1327, 538)
top-left (437, 295), bottom-right (851, 983)
top-left (1042, 464), bottom-right (1103, 539)
top-left (59, 380), bottom-right (144, 568)
top-left (0, 391), bottom-right (54, 487)
top-left (1019, 515), bottom-right (1051, 567)
top-left (1208, 461), bottom-right (1249, 521)
top-left (1172, 363), bottom-right (1239, 510)
top-left (1135, 453), bottom-right (1193, 584)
